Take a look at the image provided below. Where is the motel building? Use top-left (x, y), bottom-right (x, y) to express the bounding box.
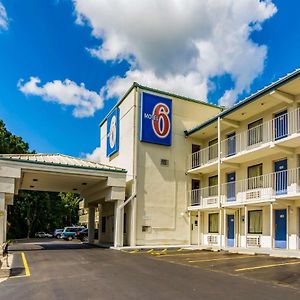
top-left (1, 69), bottom-right (300, 256)
top-left (77, 68), bottom-right (300, 256)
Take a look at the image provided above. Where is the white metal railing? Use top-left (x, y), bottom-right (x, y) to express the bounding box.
top-left (190, 143), bottom-right (218, 169)
top-left (221, 108), bottom-right (300, 158)
top-left (190, 185), bottom-right (219, 208)
top-left (221, 168), bottom-right (300, 204)
top-left (189, 108), bottom-right (300, 169)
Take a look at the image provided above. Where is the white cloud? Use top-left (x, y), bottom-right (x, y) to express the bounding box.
top-left (73, 0), bottom-right (277, 107)
top-left (18, 77), bottom-right (104, 118)
top-left (84, 146), bottom-right (101, 162)
top-left (0, 1), bottom-right (8, 30)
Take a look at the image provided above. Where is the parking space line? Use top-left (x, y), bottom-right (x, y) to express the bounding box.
top-left (188, 255), bottom-right (253, 263)
top-left (154, 251), bottom-right (215, 258)
top-left (153, 249), bottom-right (168, 255)
top-left (21, 252), bottom-right (30, 277)
top-left (129, 249), bottom-right (140, 254)
top-left (235, 260), bottom-right (300, 272)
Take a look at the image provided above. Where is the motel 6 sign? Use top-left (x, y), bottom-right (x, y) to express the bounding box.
top-left (140, 92), bottom-right (172, 146)
top-left (106, 108), bottom-right (120, 157)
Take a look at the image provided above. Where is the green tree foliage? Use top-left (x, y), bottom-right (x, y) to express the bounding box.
top-left (0, 120), bottom-right (30, 154)
top-left (0, 120), bottom-right (81, 238)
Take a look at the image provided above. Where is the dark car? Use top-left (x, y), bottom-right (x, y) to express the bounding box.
top-left (61, 226), bottom-right (85, 241)
top-left (76, 228), bottom-right (98, 242)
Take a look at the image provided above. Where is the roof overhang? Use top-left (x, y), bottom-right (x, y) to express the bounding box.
top-left (185, 69), bottom-right (300, 138)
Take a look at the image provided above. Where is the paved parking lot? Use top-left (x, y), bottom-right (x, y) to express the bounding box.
top-left (125, 248), bottom-right (300, 289)
top-left (1, 240), bottom-right (300, 300)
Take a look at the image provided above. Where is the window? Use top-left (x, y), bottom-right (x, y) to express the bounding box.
top-left (192, 179), bottom-right (200, 190)
top-left (208, 175), bottom-right (218, 196)
top-left (192, 144), bottom-right (201, 153)
top-left (208, 138), bottom-right (218, 160)
top-left (248, 210), bottom-right (262, 234)
top-left (248, 119), bottom-right (263, 146)
top-left (101, 216), bottom-right (106, 233)
top-left (209, 213), bottom-right (219, 233)
top-left (248, 164), bottom-right (263, 189)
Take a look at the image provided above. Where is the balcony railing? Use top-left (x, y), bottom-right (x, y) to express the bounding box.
top-left (190, 143), bottom-right (218, 169)
top-left (188, 108), bottom-right (300, 170)
top-left (189, 168), bottom-right (300, 209)
top-left (221, 168), bottom-right (300, 204)
top-left (190, 185), bottom-right (220, 208)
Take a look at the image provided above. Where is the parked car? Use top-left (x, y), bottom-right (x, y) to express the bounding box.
top-left (53, 229), bottom-right (63, 239)
top-left (76, 228), bottom-right (98, 242)
top-left (35, 232), bottom-right (53, 238)
top-left (61, 226), bottom-right (84, 241)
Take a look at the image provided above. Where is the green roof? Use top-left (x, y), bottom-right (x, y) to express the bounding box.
top-left (99, 82), bottom-right (223, 127)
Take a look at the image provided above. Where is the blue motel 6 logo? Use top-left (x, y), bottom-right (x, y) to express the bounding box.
top-left (140, 92), bottom-right (172, 146)
top-left (106, 108), bottom-right (120, 157)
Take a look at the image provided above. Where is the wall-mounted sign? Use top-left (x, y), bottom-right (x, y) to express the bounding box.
top-left (140, 92), bottom-right (172, 146)
top-left (106, 108), bottom-right (120, 157)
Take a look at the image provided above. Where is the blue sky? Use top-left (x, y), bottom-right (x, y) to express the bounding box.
top-left (0, 0), bottom-right (299, 159)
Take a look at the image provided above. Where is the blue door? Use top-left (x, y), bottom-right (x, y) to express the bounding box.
top-left (227, 172), bottom-right (236, 202)
top-left (274, 159), bottom-right (287, 195)
top-left (227, 132), bottom-right (236, 156)
top-left (275, 209), bottom-right (287, 248)
top-left (227, 215), bottom-right (234, 247)
top-left (274, 110), bottom-right (288, 140)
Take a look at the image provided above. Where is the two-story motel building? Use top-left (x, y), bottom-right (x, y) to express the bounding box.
top-left (86, 69), bottom-right (300, 254)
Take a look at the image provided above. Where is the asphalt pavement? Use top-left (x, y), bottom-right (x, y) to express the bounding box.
top-left (0, 240), bottom-right (299, 300)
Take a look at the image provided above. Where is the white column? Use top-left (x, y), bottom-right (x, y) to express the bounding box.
top-left (88, 206), bottom-right (95, 244)
top-left (238, 208), bottom-right (241, 247)
top-left (0, 193), bottom-right (5, 245)
top-left (188, 212), bottom-right (192, 245)
top-left (223, 208), bottom-right (227, 248)
top-left (244, 206), bottom-right (248, 248)
top-left (114, 200), bottom-right (124, 248)
top-left (219, 209), bottom-right (222, 248)
top-left (197, 210), bottom-right (200, 247)
top-left (270, 203), bottom-right (273, 249)
top-left (130, 196), bottom-right (137, 246)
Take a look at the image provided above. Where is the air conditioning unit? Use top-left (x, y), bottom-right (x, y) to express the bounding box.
top-left (247, 236), bottom-right (261, 247)
top-left (246, 190), bottom-right (261, 200)
top-left (206, 197), bottom-right (218, 205)
top-left (207, 235), bottom-right (218, 244)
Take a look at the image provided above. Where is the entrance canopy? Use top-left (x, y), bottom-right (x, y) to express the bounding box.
top-left (0, 154), bottom-right (127, 245)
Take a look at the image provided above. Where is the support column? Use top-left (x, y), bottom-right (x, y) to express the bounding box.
top-left (238, 208), bottom-right (241, 247)
top-left (245, 206), bottom-right (248, 248)
top-left (114, 200), bottom-right (124, 248)
top-left (197, 210), bottom-right (200, 247)
top-left (270, 203), bottom-right (273, 249)
top-left (188, 212), bottom-right (192, 245)
top-left (88, 206), bottom-right (95, 244)
top-left (223, 208), bottom-right (227, 248)
top-left (130, 197), bottom-right (137, 246)
top-left (219, 209), bottom-right (222, 249)
top-left (98, 204), bottom-right (102, 242)
top-left (0, 193), bottom-right (5, 245)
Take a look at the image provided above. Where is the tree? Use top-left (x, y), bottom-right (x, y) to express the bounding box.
top-left (0, 120), bottom-right (30, 154)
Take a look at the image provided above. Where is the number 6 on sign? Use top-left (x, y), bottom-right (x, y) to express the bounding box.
top-left (140, 92), bottom-right (172, 146)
